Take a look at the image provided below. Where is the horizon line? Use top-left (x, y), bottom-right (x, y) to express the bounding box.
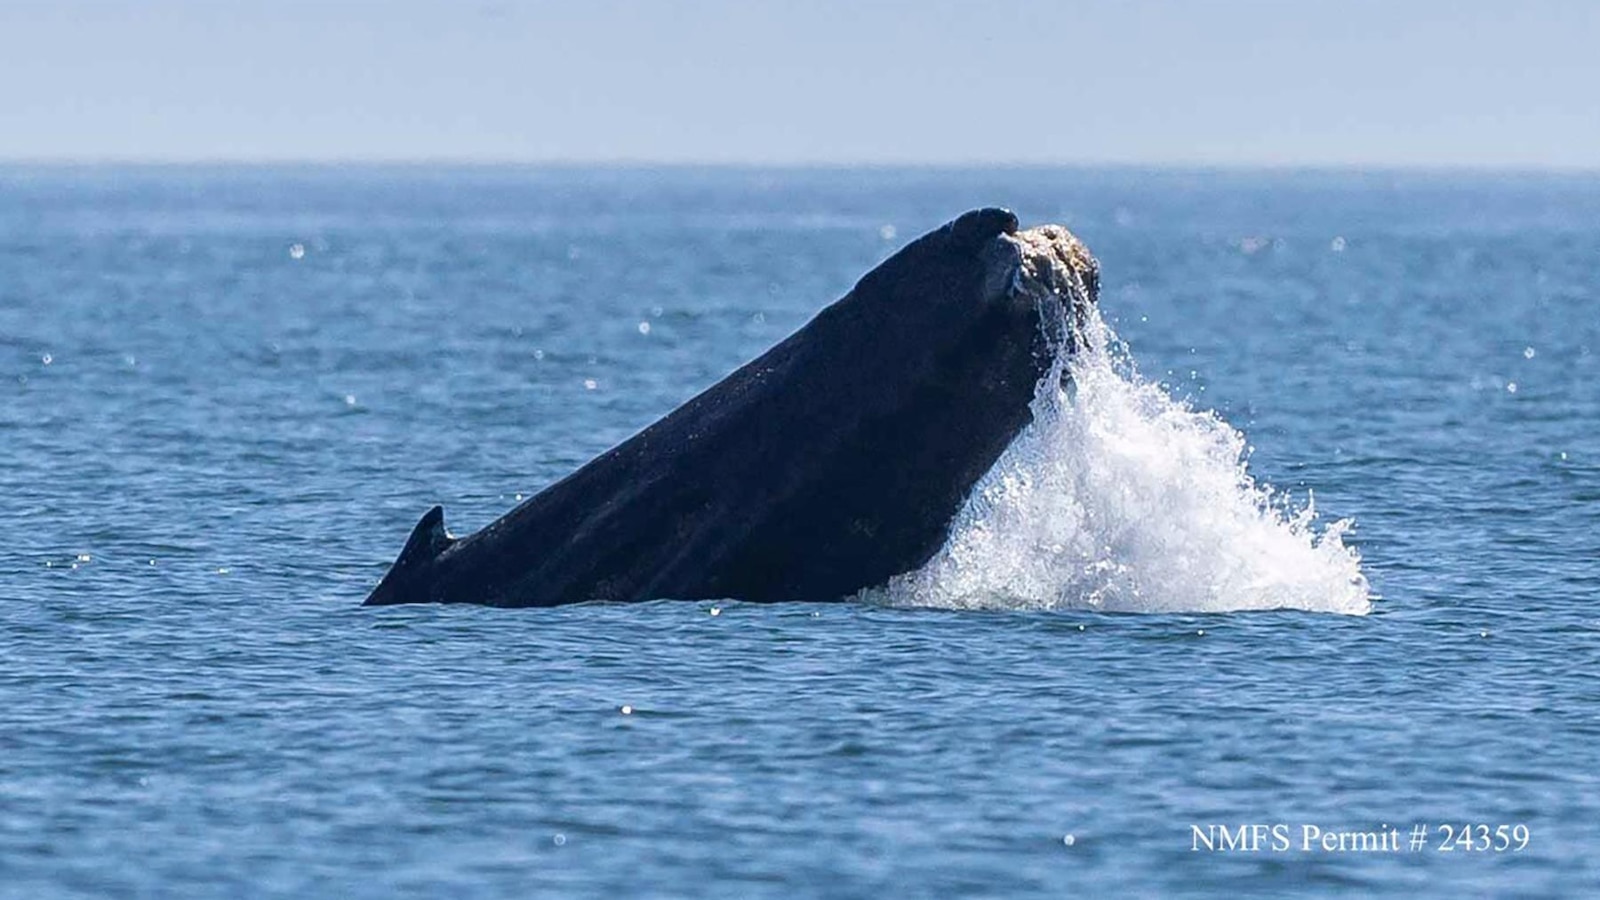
top-left (2, 157), bottom-right (1600, 177)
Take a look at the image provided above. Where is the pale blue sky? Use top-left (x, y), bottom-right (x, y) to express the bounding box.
top-left (2, 0), bottom-right (1597, 167)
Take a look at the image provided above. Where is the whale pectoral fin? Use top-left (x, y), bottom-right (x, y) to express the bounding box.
top-left (363, 505), bottom-right (455, 605)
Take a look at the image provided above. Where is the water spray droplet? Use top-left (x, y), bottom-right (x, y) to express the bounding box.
top-left (875, 270), bottom-right (1370, 615)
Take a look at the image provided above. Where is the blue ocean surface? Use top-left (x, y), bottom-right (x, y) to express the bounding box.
top-left (2, 166), bottom-right (1597, 896)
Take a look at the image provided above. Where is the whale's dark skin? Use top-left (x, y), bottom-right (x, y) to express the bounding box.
top-left (364, 208), bottom-right (1099, 608)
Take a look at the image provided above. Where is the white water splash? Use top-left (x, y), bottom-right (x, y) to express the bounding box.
top-left (880, 303), bottom-right (1371, 615)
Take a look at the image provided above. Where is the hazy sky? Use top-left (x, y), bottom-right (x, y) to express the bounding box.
top-left (3, 0), bottom-right (1597, 167)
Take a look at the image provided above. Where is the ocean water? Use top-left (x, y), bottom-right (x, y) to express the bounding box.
top-left (3, 166), bottom-right (1598, 896)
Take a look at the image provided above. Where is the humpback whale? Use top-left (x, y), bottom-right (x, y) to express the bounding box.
top-left (365, 208), bottom-right (1099, 608)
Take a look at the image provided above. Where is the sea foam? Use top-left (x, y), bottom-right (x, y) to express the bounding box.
top-left (877, 229), bottom-right (1371, 615)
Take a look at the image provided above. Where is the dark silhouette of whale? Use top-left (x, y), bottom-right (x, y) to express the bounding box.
top-left (365, 208), bottom-right (1099, 608)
